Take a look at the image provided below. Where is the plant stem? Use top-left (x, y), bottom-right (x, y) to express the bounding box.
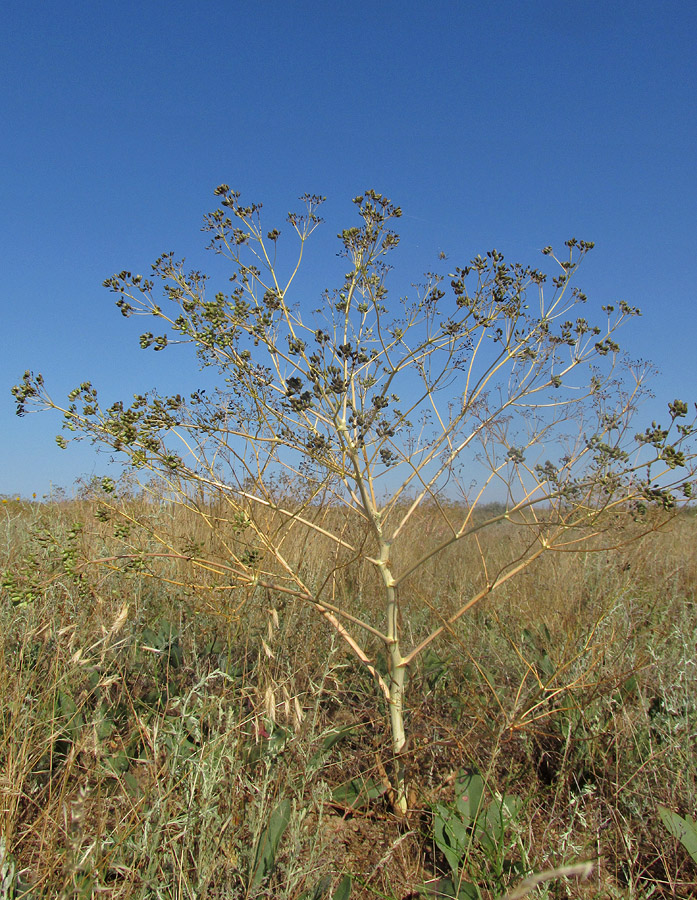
top-left (379, 538), bottom-right (408, 815)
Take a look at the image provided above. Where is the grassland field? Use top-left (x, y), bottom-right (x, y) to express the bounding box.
top-left (1, 493), bottom-right (696, 899)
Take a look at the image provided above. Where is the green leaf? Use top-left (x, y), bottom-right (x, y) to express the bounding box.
top-left (0, 836), bottom-right (19, 899)
top-left (244, 725), bottom-right (291, 765)
top-left (95, 707), bottom-right (115, 741)
top-left (333, 873), bottom-right (352, 900)
top-left (422, 876), bottom-right (478, 899)
top-left (308, 725), bottom-right (359, 774)
top-left (56, 690), bottom-right (84, 738)
top-left (332, 775), bottom-right (386, 809)
top-left (123, 772), bottom-right (142, 797)
top-left (249, 798), bottom-right (292, 890)
top-left (482, 793), bottom-right (520, 845)
top-left (454, 770), bottom-right (484, 824)
top-left (658, 806), bottom-right (697, 863)
top-left (423, 648), bottom-right (450, 690)
top-left (265, 724), bottom-right (291, 756)
top-left (434, 804), bottom-right (471, 879)
top-left (106, 750), bottom-right (130, 774)
top-left (322, 724), bottom-right (358, 751)
top-left (299, 874), bottom-right (331, 899)
top-left (502, 794), bottom-right (522, 821)
top-left (165, 639), bottom-right (184, 668)
top-left (622, 674), bottom-right (638, 696)
top-left (140, 626), bottom-right (159, 647)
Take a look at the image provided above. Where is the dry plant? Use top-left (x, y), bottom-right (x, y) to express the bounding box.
top-left (13, 187), bottom-right (697, 814)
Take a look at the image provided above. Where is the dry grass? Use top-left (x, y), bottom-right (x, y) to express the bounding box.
top-left (1, 496), bottom-right (696, 898)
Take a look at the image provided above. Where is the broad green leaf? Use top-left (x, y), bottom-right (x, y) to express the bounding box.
top-left (95, 706), bottom-right (115, 741)
top-left (539, 651), bottom-right (555, 678)
top-left (332, 776), bottom-right (386, 809)
top-left (158, 620), bottom-right (179, 645)
top-left (502, 794), bottom-right (522, 821)
top-left (434, 804), bottom-right (471, 878)
top-left (266, 724), bottom-right (291, 756)
top-left (107, 750), bottom-right (130, 773)
top-left (622, 674), bottom-right (638, 696)
top-left (333, 873), bottom-right (352, 900)
top-left (483, 794), bottom-right (520, 843)
top-left (322, 724), bottom-right (359, 751)
top-left (658, 806), bottom-right (697, 863)
top-left (308, 725), bottom-right (359, 774)
top-left (140, 626), bottom-right (159, 647)
top-left (422, 875), bottom-right (478, 899)
top-left (423, 648), bottom-right (449, 690)
top-left (165, 639), bottom-right (184, 668)
top-left (123, 772), bottom-right (142, 797)
top-left (249, 798), bottom-right (291, 889)
top-left (299, 874), bottom-right (331, 899)
top-left (454, 770), bottom-right (483, 824)
top-left (56, 690), bottom-right (84, 737)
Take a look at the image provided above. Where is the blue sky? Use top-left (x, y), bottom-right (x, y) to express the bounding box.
top-left (2, 0), bottom-right (695, 498)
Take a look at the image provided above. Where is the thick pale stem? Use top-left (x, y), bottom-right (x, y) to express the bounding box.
top-left (388, 644), bottom-right (408, 815)
top-left (379, 539), bottom-right (409, 816)
top-left (348, 437), bottom-right (409, 815)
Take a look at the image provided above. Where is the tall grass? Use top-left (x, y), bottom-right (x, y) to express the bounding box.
top-left (1, 496), bottom-right (696, 898)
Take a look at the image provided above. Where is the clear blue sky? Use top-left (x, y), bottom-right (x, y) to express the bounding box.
top-left (2, 0), bottom-right (695, 498)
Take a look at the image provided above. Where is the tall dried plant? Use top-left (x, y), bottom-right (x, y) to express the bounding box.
top-left (14, 188), bottom-right (696, 813)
